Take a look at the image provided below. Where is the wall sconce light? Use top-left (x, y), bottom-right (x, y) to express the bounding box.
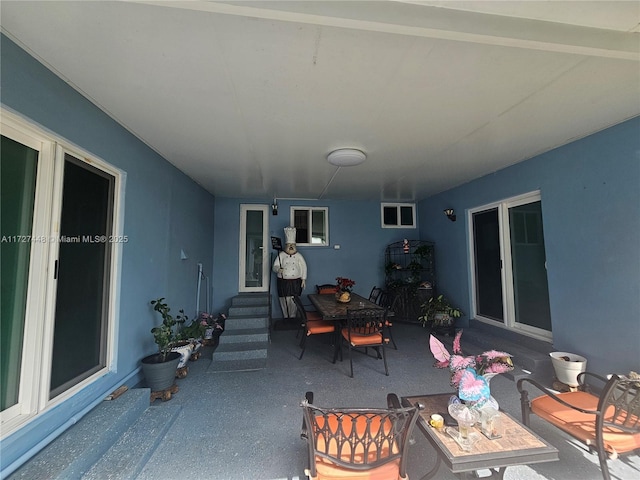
top-left (272, 199), bottom-right (278, 216)
top-left (444, 208), bottom-right (456, 222)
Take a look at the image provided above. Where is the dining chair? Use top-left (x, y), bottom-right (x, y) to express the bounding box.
top-left (300, 391), bottom-right (422, 480)
top-left (294, 295), bottom-right (336, 361)
top-left (377, 290), bottom-right (398, 350)
top-left (368, 286), bottom-right (383, 304)
top-left (339, 307), bottom-right (389, 377)
top-left (316, 284), bottom-right (338, 294)
top-left (517, 372), bottom-right (640, 480)
top-left (295, 294), bottom-right (321, 338)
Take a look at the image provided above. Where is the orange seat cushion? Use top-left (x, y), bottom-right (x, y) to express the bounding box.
top-left (531, 391), bottom-right (640, 454)
top-left (312, 457), bottom-right (402, 479)
top-left (307, 320), bottom-right (335, 335)
top-left (341, 328), bottom-right (383, 347)
top-left (310, 414), bottom-right (404, 480)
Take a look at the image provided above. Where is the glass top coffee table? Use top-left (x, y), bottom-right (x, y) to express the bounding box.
top-left (402, 393), bottom-right (558, 480)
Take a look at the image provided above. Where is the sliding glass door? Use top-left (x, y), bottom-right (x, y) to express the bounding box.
top-left (1, 111), bottom-right (121, 435)
top-left (509, 201), bottom-right (551, 332)
top-left (1, 135), bottom-right (39, 413)
top-left (472, 208), bottom-right (503, 321)
top-left (471, 192), bottom-right (552, 339)
top-left (50, 156), bottom-right (114, 398)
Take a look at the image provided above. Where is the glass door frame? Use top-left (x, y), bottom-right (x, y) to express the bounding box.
top-left (0, 121), bottom-right (55, 429)
top-left (238, 204), bottom-right (269, 293)
top-left (467, 191), bottom-right (552, 341)
top-left (1, 109), bottom-right (123, 437)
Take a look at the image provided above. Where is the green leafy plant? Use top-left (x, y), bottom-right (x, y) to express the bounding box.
top-left (150, 297), bottom-right (187, 361)
top-left (176, 319), bottom-right (205, 341)
top-left (418, 294), bottom-right (463, 326)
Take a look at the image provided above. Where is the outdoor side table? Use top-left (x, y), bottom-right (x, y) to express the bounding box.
top-left (402, 393), bottom-right (559, 480)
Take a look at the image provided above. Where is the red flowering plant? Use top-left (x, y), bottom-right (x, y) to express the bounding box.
top-left (335, 277), bottom-right (355, 293)
top-left (430, 330), bottom-right (513, 406)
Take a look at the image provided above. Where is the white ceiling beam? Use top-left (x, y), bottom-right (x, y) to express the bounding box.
top-left (133, 0), bottom-right (639, 60)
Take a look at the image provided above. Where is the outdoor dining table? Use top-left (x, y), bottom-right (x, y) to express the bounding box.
top-left (307, 292), bottom-right (391, 365)
top-left (307, 292), bottom-right (388, 320)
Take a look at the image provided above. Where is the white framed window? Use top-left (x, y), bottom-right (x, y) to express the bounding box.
top-left (1, 109), bottom-right (123, 437)
top-left (290, 207), bottom-right (329, 246)
top-left (381, 203), bottom-right (416, 228)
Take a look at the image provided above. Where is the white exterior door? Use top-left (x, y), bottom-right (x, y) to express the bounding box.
top-left (239, 204), bottom-right (269, 292)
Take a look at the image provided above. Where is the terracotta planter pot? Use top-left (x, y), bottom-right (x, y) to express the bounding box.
top-left (141, 351), bottom-right (181, 392)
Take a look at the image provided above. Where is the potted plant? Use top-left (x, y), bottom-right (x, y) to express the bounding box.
top-left (140, 297), bottom-right (185, 393)
top-left (419, 294), bottom-right (463, 332)
top-left (549, 352), bottom-right (587, 387)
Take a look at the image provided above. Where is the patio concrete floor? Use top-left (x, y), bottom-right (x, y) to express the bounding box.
top-left (135, 321), bottom-right (639, 480)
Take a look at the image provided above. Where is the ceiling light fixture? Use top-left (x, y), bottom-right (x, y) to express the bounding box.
top-left (327, 148), bottom-right (366, 167)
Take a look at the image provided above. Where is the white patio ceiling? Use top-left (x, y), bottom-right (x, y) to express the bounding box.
top-left (1, 1), bottom-right (638, 201)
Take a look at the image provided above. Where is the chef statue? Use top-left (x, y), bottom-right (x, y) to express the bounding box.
top-left (272, 226), bottom-right (307, 318)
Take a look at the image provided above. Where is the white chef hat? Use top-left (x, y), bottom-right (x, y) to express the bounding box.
top-left (284, 227), bottom-right (296, 244)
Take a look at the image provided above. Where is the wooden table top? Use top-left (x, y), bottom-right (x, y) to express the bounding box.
top-left (402, 393), bottom-right (558, 475)
top-left (307, 293), bottom-right (383, 320)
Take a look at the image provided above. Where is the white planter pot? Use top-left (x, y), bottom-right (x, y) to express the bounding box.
top-left (550, 351), bottom-right (587, 387)
top-left (433, 312), bottom-right (453, 326)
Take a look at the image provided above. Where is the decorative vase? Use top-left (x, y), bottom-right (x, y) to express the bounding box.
top-left (481, 373), bottom-right (500, 410)
top-left (141, 351), bottom-right (181, 392)
top-left (336, 291), bottom-right (351, 303)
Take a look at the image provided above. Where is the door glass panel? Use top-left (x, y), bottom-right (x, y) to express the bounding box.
top-left (244, 210), bottom-right (264, 288)
top-left (0, 136), bottom-right (38, 411)
top-left (473, 208), bottom-right (503, 321)
top-left (509, 201), bottom-right (551, 330)
top-left (50, 155), bottom-right (114, 398)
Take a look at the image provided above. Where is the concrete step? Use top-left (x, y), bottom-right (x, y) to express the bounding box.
top-left (209, 294), bottom-right (270, 371)
top-left (231, 293), bottom-right (270, 307)
top-left (224, 315), bottom-right (269, 330)
top-left (8, 389), bottom-right (161, 480)
top-left (228, 305), bottom-right (270, 317)
top-left (81, 404), bottom-right (180, 480)
top-left (207, 358), bottom-right (268, 373)
top-left (213, 342), bottom-right (269, 361)
top-left (220, 328), bottom-right (269, 344)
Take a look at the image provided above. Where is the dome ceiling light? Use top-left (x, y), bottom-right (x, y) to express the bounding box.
top-left (327, 148), bottom-right (366, 167)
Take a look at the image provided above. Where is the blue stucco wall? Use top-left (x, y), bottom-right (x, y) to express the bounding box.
top-left (212, 198), bottom-right (413, 316)
top-left (418, 117), bottom-right (640, 376)
top-left (1, 34), bottom-right (215, 473)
